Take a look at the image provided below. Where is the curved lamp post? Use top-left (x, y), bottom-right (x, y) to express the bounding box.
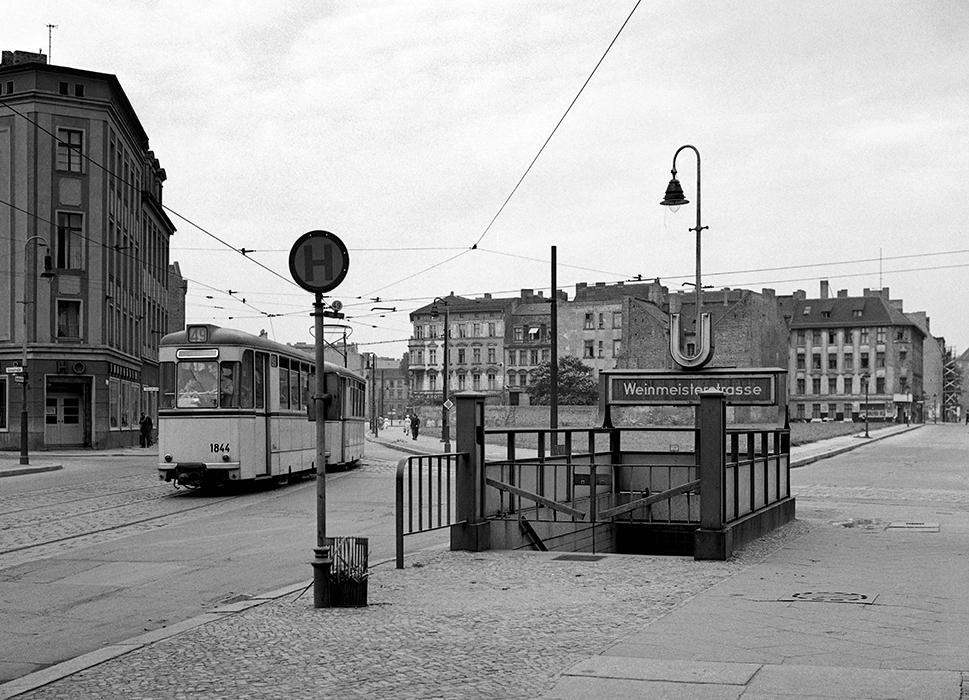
top-left (430, 297), bottom-right (451, 453)
top-left (20, 236), bottom-right (51, 465)
top-left (660, 145), bottom-right (713, 369)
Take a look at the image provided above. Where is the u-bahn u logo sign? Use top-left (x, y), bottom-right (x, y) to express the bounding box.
top-left (605, 370), bottom-right (779, 406)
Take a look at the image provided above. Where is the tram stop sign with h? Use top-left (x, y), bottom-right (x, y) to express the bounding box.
top-left (289, 230), bottom-right (350, 293)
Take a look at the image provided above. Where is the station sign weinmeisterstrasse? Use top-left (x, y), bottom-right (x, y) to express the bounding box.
top-left (603, 368), bottom-right (783, 406)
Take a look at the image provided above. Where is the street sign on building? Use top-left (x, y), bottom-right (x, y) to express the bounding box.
top-left (288, 230), bottom-right (350, 294)
top-left (5, 366), bottom-right (23, 374)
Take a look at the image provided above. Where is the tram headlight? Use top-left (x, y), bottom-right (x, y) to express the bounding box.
top-left (164, 454), bottom-right (173, 463)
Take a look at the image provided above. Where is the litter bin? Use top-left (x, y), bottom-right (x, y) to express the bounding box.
top-left (325, 536), bottom-right (368, 607)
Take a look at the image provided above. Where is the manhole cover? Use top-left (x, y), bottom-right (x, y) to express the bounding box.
top-left (783, 591), bottom-right (876, 604)
top-left (552, 554), bottom-right (605, 562)
top-left (887, 521), bottom-right (939, 532)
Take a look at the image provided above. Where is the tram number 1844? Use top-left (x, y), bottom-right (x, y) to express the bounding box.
top-left (210, 443), bottom-right (231, 453)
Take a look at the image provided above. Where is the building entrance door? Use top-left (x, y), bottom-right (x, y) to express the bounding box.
top-left (45, 393), bottom-right (84, 446)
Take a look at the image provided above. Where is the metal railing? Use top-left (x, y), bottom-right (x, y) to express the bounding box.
top-left (723, 427), bottom-right (790, 523)
top-left (395, 453), bottom-right (466, 568)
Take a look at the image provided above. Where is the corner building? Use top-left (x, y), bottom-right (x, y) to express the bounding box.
top-left (0, 50), bottom-right (177, 449)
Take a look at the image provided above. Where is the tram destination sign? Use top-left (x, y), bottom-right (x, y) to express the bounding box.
top-left (608, 371), bottom-right (777, 406)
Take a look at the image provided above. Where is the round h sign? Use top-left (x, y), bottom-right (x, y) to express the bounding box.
top-left (289, 230), bottom-right (350, 293)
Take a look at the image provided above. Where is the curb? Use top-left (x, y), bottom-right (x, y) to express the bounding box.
top-left (790, 424), bottom-right (920, 468)
top-left (0, 464), bottom-right (62, 478)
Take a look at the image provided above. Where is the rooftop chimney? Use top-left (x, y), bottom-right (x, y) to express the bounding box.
top-left (820, 280), bottom-right (830, 299)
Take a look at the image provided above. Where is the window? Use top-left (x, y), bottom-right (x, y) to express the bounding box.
top-left (458, 324), bottom-right (468, 338)
top-left (843, 352), bottom-right (853, 370)
top-left (876, 327), bottom-right (886, 343)
top-left (584, 313), bottom-right (594, 329)
top-left (430, 324), bottom-right (439, 338)
top-left (514, 327), bottom-right (523, 342)
top-left (519, 350), bottom-right (527, 365)
top-left (876, 377), bottom-right (885, 393)
top-left (473, 323), bottom-right (481, 337)
top-left (56, 128), bottom-right (83, 172)
top-left (542, 348), bottom-right (549, 362)
top-left (812, 330), bottom-right (822, 344)
top-left (74, 83), bottom-right (85, 97)
top-left (472, 373), bottom-right (480, 390)
top-left (613, 339), bottom-right (621, 356)
top-left (828, 355), bottom-right (837, 371)
top-left (796, 378), bottom-right (805, 394)
top-left (458, 374), bottom-right (466, 391)
top-left (860, 328), bottom-right (869, 344)
top-left (416, 350), bottom-right (424, 365)
top-left (56, 300), bottom-right (81, 338)
top-left (527, 327), bottom-right (540, 341)
top-left (899, 376), bottom-right (908, 391)
top-left (59, 81), bottom-right (69, 95)
top-left (802, 306), bottom-right (812, 315)
top-left (414, 325), bottom-right (424, 339)
top-left (852, 309), bottom-right (863, 318)
top-left (56, 212), bottom-right (84, 268)
top-left (796, 350), bottom-right (805, 369)
top-left (796, 329), bottom-right (805, 344)
top-left (899, 350), bottom-right (907, 362)
top-left (507, 373), bottom-right (516, 387)
top-left (812, 378), bottom-right (821, 394)
top-left (429, 374), bottom-right (436, 391)
top-left (828, 402), bottom-right (837, 417)
top-left (487, 373), bottom-right (496, 390)
top-left (828, 331), bottom-right (837, 344)
top-left (821, 311), bottom-right (831, 319)
top-left (876, 351), bottom-right (885, 368)
top-left (598, 313), bottom-right (605, 329)
top-left (487, 347), bottom-right (496, 364)
top-left (530, 349), bottom-right (539, 365)
top-left (457, 349), bottom-right (465, 364)
top-left (597, 341), bottom-right (604, 358)
top-left (895, 329), bottom-right (906, 342)
top-left (488, 322), bottom-right (495, 337)
top-left (471, 347), bottom-right (480, 364)
top-left (278, 358), bottom-right (291, 409)
top-left (3, 81), bottom-right (13, 95)
top-left (796, 403), bottom-right (805, 419)
top-left (812, 403), bottom-right (821, 418)
top-left (0, 376), bottom-right (6, 429)
top-left (613, 311), bottom-right (622, 328)
top-left (812, 353), bottom-right (821, 370)
top-left (583, 340), bottom-right (594, 358)
top-left (828, 378), bottom-right (837, 394)
top-left (507, 351), bottom-right (515, 366)
top-left (860, 352), bottom-right (869, 369)
top-left (176, 361), bottom-right (219, 408)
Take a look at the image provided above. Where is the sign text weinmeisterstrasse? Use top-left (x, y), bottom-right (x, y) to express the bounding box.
top-left (610, 374), bottom-right (776, 405)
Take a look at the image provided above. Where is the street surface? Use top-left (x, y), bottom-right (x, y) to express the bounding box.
top-left (0, 441), bottom-right (431, 683)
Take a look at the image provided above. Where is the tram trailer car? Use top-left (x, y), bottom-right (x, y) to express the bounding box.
top-left (157, 324), bottom-right (365, 488)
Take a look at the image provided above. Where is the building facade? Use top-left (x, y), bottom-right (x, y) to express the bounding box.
top-left (783, 283), bottom-right (925, 422)
top-left (0, 50), bottom-right (178, 449)
top-left (409, 293), bottom-right (512, 405)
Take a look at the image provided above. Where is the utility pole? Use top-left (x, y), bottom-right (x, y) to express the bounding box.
top-left (550, 245), bottom-right (559, 450)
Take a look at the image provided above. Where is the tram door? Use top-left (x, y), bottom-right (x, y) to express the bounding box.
top-left (45, 393), bottom-right (84, 446)
top-left (254, 351), bottom-right (271, 475)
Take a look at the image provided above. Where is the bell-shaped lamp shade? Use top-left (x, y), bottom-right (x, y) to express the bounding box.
top-left (660, 177), bottom-right (689, 212)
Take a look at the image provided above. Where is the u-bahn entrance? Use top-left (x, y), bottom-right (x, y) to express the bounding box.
top-left (396, 368), bottom-right (796, 565)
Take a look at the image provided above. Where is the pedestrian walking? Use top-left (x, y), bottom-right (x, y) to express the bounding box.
top-left (403, 414), bottom-right (411, 436)
top-left (139, 413), bottom-right (153, 448)
top-left (410, 413), bottom-right (420, 440)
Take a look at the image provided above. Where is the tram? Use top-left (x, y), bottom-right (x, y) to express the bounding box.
top-left (157, 324), bottom-right (365, 488)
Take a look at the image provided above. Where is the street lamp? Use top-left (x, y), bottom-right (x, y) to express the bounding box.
top-left (20, 236), bottom-right (52, 465)
top-left (861, 372), bottom-right (870, 438)
top-left (430, 297), bottom-right (450, 453)
top-left (660, 144), bottom-right (712, 369)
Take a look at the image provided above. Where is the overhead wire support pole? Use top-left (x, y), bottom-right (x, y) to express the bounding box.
top-left (550, 246), bottom-right (559, 443)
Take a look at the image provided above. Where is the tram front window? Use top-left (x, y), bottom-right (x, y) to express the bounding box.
top-left (176, 361), bottom-right (219, 408)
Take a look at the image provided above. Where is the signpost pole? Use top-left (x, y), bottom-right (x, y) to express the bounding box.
top-left (312, 292), bottom-right (331, 608)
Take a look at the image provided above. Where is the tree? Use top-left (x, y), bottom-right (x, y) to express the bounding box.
top-left (526, 355), bottom-right (598, 405)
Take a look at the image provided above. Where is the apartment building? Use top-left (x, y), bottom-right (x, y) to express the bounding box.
top-left (0, 50), bottom-right (178, 449)
top-left (409, 293), bottom-right (512, 404)
top-left (783, 282), bottom-right (925, 422)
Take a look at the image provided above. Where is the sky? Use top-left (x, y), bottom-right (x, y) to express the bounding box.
top-left (6, 1), bottom-right (969, 358)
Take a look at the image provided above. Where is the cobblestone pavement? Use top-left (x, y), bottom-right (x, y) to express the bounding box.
top-left (16, 521), bottom-right (810, 699)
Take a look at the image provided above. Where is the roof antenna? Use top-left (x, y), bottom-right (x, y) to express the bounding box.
top-left (46, 24), bottom-right (57, 62)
